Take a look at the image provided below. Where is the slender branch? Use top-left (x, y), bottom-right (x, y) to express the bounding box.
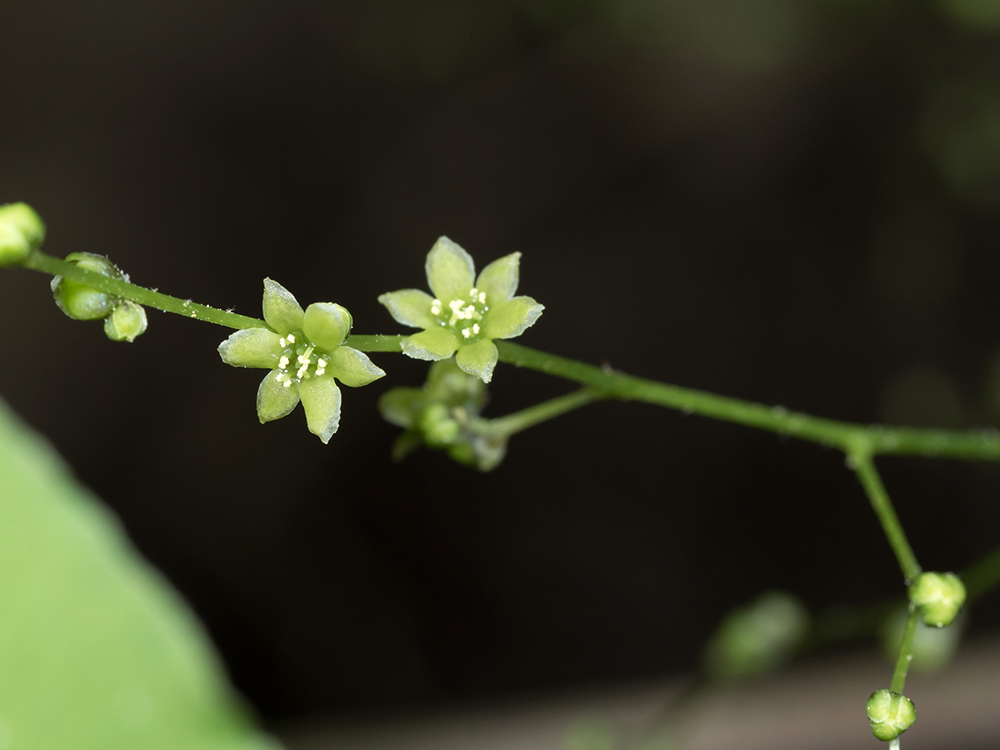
top-left (24, 251), bottom-right (270, 330)
top-left (477, 388), bottom-right (603, 438)
top-left (495, 341), bottom-right (1000, 461)
top-left (890, 608), bottom-right (919, 694)
top-left (850, 452), bottom-right (922, 583)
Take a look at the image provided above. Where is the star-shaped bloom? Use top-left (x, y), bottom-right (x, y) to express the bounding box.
top-left (218, 279), bottom-right (385, 443)
top-left (378, 237), bottom-right (544, 383)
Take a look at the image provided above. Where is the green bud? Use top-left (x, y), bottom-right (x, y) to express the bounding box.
top-left (908, 571), bottom-right (966, 627)
top-left (703, 591), bottom-right (809, 681)
top-left (867, 689), bottom-right (915, 741)
top-left (0, 202), bottom-right (45, 267)
top-left (51, 252), bottom-right (123, 321)
top-left (104, 300), bottom-right (148, 342)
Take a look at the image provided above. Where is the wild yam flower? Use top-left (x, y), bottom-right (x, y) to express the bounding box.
top-left (218, 279), bottom-right (385, 443)
top-left (378, 237), bottom-right (543, 383)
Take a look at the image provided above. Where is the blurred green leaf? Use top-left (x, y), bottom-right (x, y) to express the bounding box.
top-left (0, 397), bottom-right (280, 750)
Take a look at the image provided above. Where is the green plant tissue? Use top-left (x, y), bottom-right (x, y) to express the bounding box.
top-left (0, 397), bottom-right (281, 750)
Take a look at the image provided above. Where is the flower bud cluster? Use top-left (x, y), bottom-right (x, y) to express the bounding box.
top-left (908, 571), bottom-right (966, 628)
top-left (379, 359), bottom-right (507, 471)
top-left (51, 253), bottom-right (147, 342)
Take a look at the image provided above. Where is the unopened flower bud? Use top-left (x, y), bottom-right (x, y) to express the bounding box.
top-left (0, 202), bottom-right (45, 266)
top-left (51, 252), bottom-right (123, 321)
top-left (867, 689), bottom-right (915, 741)
top-left (104, 300), bottom-right (148, 342)
top-left (908, 572), bottom-right (966, 627)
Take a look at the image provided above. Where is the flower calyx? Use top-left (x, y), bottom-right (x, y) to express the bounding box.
top-left (0, 202), bottom-right (45, 267)
top-left (908, 571), bottom-right (966, 628)
top-left (378, 359), bottom-right (507, 471)
top-left (218, 278), bottom-right (385, 443)
top-left (378, 236), bottom-right (544, 384)
top-left (867, 689), bottom-right (916, 741)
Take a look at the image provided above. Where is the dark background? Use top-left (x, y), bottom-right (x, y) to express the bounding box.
top-left (2, 0), bottom-right (1000, 727)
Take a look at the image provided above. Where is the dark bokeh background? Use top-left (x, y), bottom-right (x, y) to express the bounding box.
top-left (3, 0), bottom-right (1000, 726)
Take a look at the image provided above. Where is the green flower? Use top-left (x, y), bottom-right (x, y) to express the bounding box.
top-left (218, 279), bottom-right (385, 443)
top-left (378, 237), bottom-right (544, 383)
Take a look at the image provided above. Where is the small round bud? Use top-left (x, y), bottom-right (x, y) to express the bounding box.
top-left (0, 202), bottom-right (45, 266)
top-left (908, 571), bottom-right (966, 627)
top-left (104, 300), bottom-right (148, 342)
top-left (867, 689), bottom-right (915, 741)
top-left (51, 252), bottom-right (123, 321)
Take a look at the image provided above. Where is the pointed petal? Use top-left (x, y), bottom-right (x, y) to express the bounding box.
top-left (304, 302), bottom-right (352, 350)
top-left (262, 278), bottom-right (304, 334)
top-left (400, 327), bottom-right (459, 361)
top-left (299, 374), bottom-right (342, 443)
top-left (425, 236), bottom-right (475, 302)
top-left (475, 252), bottom-right (520, 304)
top-left (218, 328), bottom-right (283, 368)
top-left (256, 370), bottom-right (301, 423)
top-left (378, 387), bottom-right (425, 428)
top-left (455, 340), bottom-right (498, 383)
top-left (327, 346), bottom-right (386, 387)
top-left (483, 296), bottom-right (544, 339)
top-left (378, 289), bottom-right (437, 328)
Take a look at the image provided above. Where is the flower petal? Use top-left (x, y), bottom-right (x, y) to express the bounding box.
top-left (425, 236), bottom-right (475, 302)
top-left (400, 327), bottom-right (459, 361)
top-left (327, 346), bottom-right (386, 387)
top-left (377, 289), bottom-right (437, 329)
top-left (483, 296), bottom-right (544, 339)
top-left (475, 252), bottom-right (520, 304)
top-left (378, 387), bottom-right (425, 428)
top-left (218, 328), bottom-right (283, 368)
top-left (455, 339), bottom-right (498, 383)
top-left (262, 278), bottom-right (304, 334)
top-left (299, 374), bottom-right (342, 443)
top-left (304, 302), bottom-right (352, 350)
top-left (256, 370), bottom-right (301, 423)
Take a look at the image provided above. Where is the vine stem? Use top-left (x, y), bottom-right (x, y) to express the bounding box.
top-left (891, 607), bottom-right (919, 694)
top-left (18, 253), bottom-right (1000, 462)
top-left (475, 388), bottom-right (602, 438)
top-left (849, 452), bottom-right (922, 583)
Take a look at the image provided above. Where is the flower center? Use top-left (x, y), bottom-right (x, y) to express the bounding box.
top-left (274, 332), bottom-right (331, 389)
top-left (430, 287), bottom-right (489, 342)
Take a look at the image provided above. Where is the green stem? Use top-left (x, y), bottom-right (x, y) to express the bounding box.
top-left (494, 342), bottom-right (1000, 461)
top-left (24, 251), bottom-right (271, 330)
top-left (890, 607), bottom-right (919, 694)
top-left (850, 452), bottom-right (922, 583)
top-left (478, 388), bottom-right (602, 438)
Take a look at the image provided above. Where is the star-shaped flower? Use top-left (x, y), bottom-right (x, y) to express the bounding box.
top-left (218, 279), bottom-right (385, 443)
top-left (378, 237), bottom-right (544, 383)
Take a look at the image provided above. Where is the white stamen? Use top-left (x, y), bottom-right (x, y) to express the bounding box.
top-left (316, 367), bottom-right (326, 376)
top-left (478, 292), bottom-right (486, 303)
top-left (287, 334), bottom-right (296, 343)
top-left (279, 337), bottom-right (287, 347)
top-left (318, 358), bottom-right (327, 368)
top-left (279, 356), bottom-right (289, 368)
top-left (462, 328), bottom-right (472, 338)
top-left (472, 323), bottom-right (480, 334)
top-left (283, 380), bottom-right (293, 388)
